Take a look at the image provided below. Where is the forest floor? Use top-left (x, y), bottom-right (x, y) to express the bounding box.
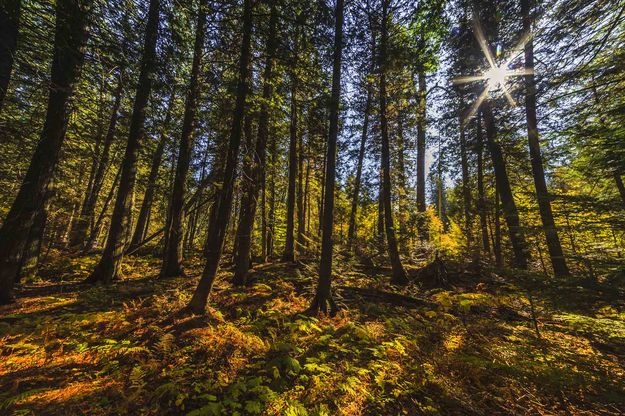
top-left (1, 252), bottom-right (624, 416)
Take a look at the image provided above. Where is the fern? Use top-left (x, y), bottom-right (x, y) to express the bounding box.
top-left (0, 388), bottom-right (47, 410)
top-left (157, 333), bottom-right (175, 353)
top-left (129, 365), bottom-right (146, 390)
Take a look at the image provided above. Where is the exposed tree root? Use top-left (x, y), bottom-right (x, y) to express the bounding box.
top-left (306, 292), bottom-right (340, 317)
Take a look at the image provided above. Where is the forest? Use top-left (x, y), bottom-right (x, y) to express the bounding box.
top-left (0, 0), bottom-right (624, 414)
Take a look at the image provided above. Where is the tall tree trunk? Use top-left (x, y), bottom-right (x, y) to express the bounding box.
top-left (615, 173), bottom-right (625, 208)
top-left (87, 0), bottom-right (159, 284)
top-left (304, 159), bottom-right (311, 237)
top-left (377, 169), bottom-right (385, 247)
top-left (494, 186), bottom-right (503, 267)
top-left (318, 143), bottom-right (326, 237)
top-left (436, 166), bottom-right (447, 231)
top-left (62, 200), bottom-right (79, 247)
top-left (125, 184), bottom-right (136, 244)
top-left (476, 111), bottom-right (491, 256)
top-left (261, 170), bottom-right (267, 261)
top-left (0, 0), bottom-right (91, 304)
top-left (459, 117), bottom-right (472, 244)
top-left (308, 0), bottom-right (344, 315)
top-left (0, 0), bottom-right (20, 112)
top-left (482, 100), bottom-right (529, 270)
top-left (186, 146), bottom-right (211, 256)
top-left (347, 87), bottom-right (371, 248)
top-left (396, 114), bottom-right (408, 248)
top-left (188, 0), bottom-right (253, 314)
top-left (232, 85), bottom-right (254, 263)
top-left (233, 1), bottom-right (278, 285)
top-left (129, 90), bottom-right (175, 253)
top-left (17, 192), bottom-right (51, 282)
top-left (71, 75), bottom-right (124, 248)
top-left (267, 133), bottom-right (276, 258)
top-left (185, 210), bottom-right (197, 255)
top-left (82, 123), bottom-right (104, 233)
top-left (379, 0), bottom-right (408, 285)
top-left (232, 114), bottom-right (252, 267)
top-left (296, 117), bottom-right (306, 255)
top-left (416, 71), bottom-right (428, 240)
top-left (161, 1), bottom-right (207, 277)
top-left (283, 75), bottom-right (298, 262)
top-left (83, 166), bottom-right (121, 252)
top-left (521, 0), bottom-right (569, 277)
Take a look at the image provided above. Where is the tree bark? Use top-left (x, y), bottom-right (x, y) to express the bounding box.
top-left (70, 74), bottom-right (124, 248)
top-left (296, 114), bottom-right (306, 255)
top-left (304, 158), bottom-right (311, 237)
top-left (232, 85), bottom-right (254, 263)
top-left (347, 86), bottom-right (371, 248)
top-left (318, 142), bottom-right (326, 238)
top-left (396, 114), bottom-right (409, 248)
top-left (186, 147), bottom-right (211, 257)
top-left (283, 75), bottom-right (298, 262)
top-left (476, 111), bottom-right (491, 256)
top-left (16, 192), bottom-right (51, 282)
top-left (233, 1), bottom-right (278, 285)
top-left (494, 186), bottom-right (503, 267)
top-left (261, 169), bottom-right (267, 260)
top-left (267, 132), bottom-right (276, 258)
top-left (188, 0), bottom-right (254, 314)
top-left (459, 118), bottom-right (472, 244)
top-left (377, 168), bottom-right (385, 248)
top-left (482, 100), bottom-right (529, 270)
top-left (521, 0), bottom-right (569, 277)
top-left (0, 0), bottom-right (20, 112)
top-left (129, 90), bottom-right (175, 253)
top-left (615, 173), bottom-right (625, 208)
top-left (62, 200), bottom-right (78, 247)
top-left (83, 166), bottom-right (121, 252)
top-left (379, 0), bottom-right (408, 285)
top-left (0, 0), bottom-right (91, 304)
top-left (308, 0), bottom-right (344, 316)
top-left (416, 71), bottom-right (428, 240)
top-left (86, 0), bottom-right (159, 284)
top-left (161, 0), bottom-right (207, 277)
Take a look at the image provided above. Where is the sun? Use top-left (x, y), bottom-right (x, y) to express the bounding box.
top-left (485, 66), bottom-right (508, 91)
top-left (451, 15), bottom-right (535, 125)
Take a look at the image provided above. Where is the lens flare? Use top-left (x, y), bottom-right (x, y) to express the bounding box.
top-left (485, 66), bottom-right (508, 91)
top-left (451, 15), bottom-right (536, 126)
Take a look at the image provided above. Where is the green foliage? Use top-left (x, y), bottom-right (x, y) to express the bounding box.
top-left (1, 259), bottom-right (624, 415)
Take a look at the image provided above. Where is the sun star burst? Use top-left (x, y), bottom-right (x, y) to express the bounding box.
top-left (485, 66), bottom-right (508, 90)
top-left (453, 15), bottom-right (535, 125)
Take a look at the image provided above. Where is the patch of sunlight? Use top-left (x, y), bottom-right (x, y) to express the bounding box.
top-left (335, 375), bottom-right (370, 416)
top-left (265, 294), bottom-right (308, 314)
top-left (195, 323), bottom-right (266, 351)
top-left (553, 313), bottom-right (625, 346)
top-left (251, 283), bottom-right (273, 294)
top-left (369, 358), bottom-right (406, 391)
top-left (302, 366), bottom-right (345, 404)
top-left (364, 321), bottom-right (386, 342)
top-left (7, 297), bottom-right (77, 319)
top-left (185, 323), bottom-right (269, 381)
top-left (15, 379), bottom-right (121, 408)
top-left (443, 333), bottom-right (464, 352)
